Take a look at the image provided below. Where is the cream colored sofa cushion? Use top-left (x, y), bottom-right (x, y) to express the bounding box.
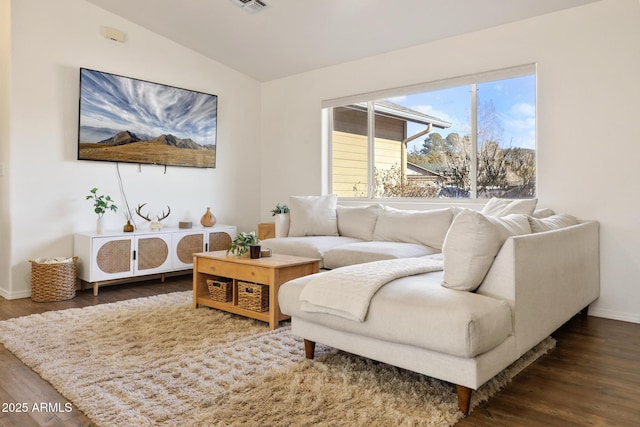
top-left (288, 195), bottom-right (339, 237)
top-left (373, 206), bottom-right (453, 250)
top-left (260, 236), bottom-right (361, 268)
top-left (481, 197), bottom-right (538, 217)
top-left (323, 241), bottom-right (440, 269)
top-left (532, 208), bottom-right (555, 219)
top-left (528, 214), bottom-right (579, 233)
top-left (336, 204), bottom-right (383, 241)
top-left (442, 209), bottom-right (531, 291)
top-left (279, 272), bottom-right (513, 358)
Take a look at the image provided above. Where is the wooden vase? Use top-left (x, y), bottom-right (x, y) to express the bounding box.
top-left (200, 207), bottom-right (216, 227)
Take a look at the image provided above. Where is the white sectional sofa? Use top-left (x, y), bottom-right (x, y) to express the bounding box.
top-left (262, 201), bottom-right (451, 269)
top-left (268, 195), bottom-right (600, 414)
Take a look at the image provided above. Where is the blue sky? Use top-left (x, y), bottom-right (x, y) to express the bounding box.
top-left (388, 74), bottom-right (536, 152)
top-left (79, 69), bottom-right (217, 145)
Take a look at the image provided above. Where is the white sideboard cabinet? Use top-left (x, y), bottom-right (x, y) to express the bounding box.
top-left (74, 225), bottom-right (236, 295)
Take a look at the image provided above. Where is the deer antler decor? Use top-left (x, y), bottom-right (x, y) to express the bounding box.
top-left (135, 203), bottom-right (152, 222)
top-left (135, 203), bottom-right (171, 230)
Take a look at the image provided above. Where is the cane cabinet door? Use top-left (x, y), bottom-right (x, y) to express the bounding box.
top-left (206, 226), bottom-right (236, 252)
top-left (89, 236), bottom-right (135, 281)
top-left (172, 230), bottom-right (205, 269)
top-left (134, 233), bottom-right (172, 275)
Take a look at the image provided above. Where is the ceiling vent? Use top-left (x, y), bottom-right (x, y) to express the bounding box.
top-left (230, 0), bottom-right (268, 14)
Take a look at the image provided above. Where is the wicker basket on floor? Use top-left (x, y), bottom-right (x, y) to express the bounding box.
top-left (237, 281), bottom-right (269, 312)
top-left (29, 257), bottom-right (78, 302)
top-left (207, 278), bottom-right (233, 302)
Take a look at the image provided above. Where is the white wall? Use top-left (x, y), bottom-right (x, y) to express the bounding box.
top-left (1, 0), bottom-right (262, 298)
top-left (260, 0), bottom-right (640, 323)
top-left (0, 0), bottom-right (11, 298)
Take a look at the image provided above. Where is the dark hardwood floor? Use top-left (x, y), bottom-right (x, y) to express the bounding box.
top-left (458, 314), bottom-right (640, 427)
top-left (1, 277), bottom-right (638, 427)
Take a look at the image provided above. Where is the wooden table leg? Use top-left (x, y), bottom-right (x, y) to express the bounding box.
top-left (192, 266), bottom-right (199, 309)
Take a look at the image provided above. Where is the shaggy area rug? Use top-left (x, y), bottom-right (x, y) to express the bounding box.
top-left (0, 291), bottom-right (555, 426)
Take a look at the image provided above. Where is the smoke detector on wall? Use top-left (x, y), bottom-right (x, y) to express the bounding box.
top-left (230, 0), bottom-right (268, 14)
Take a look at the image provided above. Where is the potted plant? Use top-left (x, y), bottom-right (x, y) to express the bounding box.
top-left (86, 187), bottom-right (118, 234)
top-left (270, 203), bottom-right (290, 238)
top-left (227, 231), bottom-right (259, 256)
top-left (270, 203), bottom-right (289, 216)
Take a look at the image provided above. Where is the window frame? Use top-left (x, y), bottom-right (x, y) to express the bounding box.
top-left (323, 64), bottom-right (537, 202)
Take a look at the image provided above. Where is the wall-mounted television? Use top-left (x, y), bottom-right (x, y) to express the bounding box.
top-left (78, 68), bottom-right (217, 168)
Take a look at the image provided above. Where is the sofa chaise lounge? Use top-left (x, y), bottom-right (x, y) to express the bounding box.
top-left (269, 196), bottom-right (600, 414)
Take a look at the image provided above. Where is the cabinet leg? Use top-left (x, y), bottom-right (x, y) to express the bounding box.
top-left (93, 282), bottom-right (99, 296)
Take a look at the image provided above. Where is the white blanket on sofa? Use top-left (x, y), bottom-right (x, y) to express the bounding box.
top-left (299, 258), bottom-right (443, 322)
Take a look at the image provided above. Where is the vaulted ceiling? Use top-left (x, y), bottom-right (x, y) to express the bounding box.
top-left (85, 0), bottom-right (599, 82)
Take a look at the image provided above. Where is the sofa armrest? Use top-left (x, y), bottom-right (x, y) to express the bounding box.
top-left (477, 221), bottom-right (600, 356)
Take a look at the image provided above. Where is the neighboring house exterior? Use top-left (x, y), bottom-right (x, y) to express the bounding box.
top-left (406, 162), bottom-right (448, 179)
top-left (406, 162), bottom-right (448, 182)
top-left (331, 101), bottom-right (450, 197)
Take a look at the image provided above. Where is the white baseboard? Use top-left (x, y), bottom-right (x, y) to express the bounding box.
top-left (0, 288), bottom-right (31, 300)
top-left (589, 308), bottom-right (640, 324)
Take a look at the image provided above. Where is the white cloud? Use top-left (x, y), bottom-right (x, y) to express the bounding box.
top-left (510, 102), bottom-right (535, 117)
top-left (500, 114), bottom-right (535, 132)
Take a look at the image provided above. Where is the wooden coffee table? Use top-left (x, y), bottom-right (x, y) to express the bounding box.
top-left (192, 250), bottom-right (320, 329)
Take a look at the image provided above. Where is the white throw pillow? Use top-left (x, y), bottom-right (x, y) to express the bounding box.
top-left (373, 206), bottom-right (453, 250)
top-left (532, 208), bottom-right (555, 219)
top-left (481, 197), bottom-right (538, 217)
top-left (336, 204), bottom-right (382, 241)
top-left (528, 214), bottom-right (579, 233)
top-left (442, 209), bottom-right (531, 291)
top-left (288, 195), bottom-right (339, 237)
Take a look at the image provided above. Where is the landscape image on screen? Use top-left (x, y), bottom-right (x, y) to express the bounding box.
top-left (78, 68), bottom-right (217, 168)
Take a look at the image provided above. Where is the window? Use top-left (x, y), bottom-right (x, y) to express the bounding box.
top-left (325, 66), bottom-right (536, 199)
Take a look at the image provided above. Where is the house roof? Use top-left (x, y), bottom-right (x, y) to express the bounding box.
top-left (407, 162), bottom-right (448, 178)
top-left (351, 100), bottom-right (452, 129)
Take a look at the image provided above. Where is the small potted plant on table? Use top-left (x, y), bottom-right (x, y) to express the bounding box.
top-left (86, 187), bottom-right (118, 234)
top-left (227, 231), bottom-right (259, 257)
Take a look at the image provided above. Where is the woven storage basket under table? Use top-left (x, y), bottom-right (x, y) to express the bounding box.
top-left (207, 278), bottom-right (233, 302)
top-left (237, 281), bottom-right (269, 312)
top-left (29, 257), bottom-right (78, 302)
